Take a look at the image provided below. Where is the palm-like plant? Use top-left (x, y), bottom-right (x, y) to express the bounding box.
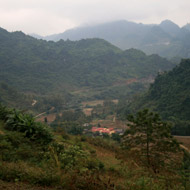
top-left (3, 108), bottom-right (53, 145)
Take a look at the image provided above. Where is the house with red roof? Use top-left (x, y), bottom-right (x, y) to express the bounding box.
top-left (91, 127), bottom-right (115, 135)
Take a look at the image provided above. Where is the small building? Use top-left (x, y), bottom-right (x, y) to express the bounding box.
top-left (91, 127), bottom-right (115, 135)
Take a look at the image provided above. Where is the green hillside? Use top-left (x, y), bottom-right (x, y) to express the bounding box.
top-left (0, 27), bottom-right (175, 110)
top-left (145, 59), bottom-right (190, 120)
top-left (119, 59), bottom-right (190, 135)
top-left (0, 83), bottom-right (32, 110)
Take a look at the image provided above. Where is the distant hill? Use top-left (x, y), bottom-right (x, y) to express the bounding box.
top-left (29, 33), bottom-right (44, 39)
top-left (0, 26), bottom-right (175, 110)
top-left (39, 20), bottom-right (190, 58)
top-left (159, 20), bottom-right (180, 37)
top-left (120, 59), bottom-right (190, 135)
top-left (183, 23), bottom-right (190, 32)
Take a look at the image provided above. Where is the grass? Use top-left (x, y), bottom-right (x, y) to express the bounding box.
top-left (90, 144), bottom-right (121, 169)
top-left (0, 161), bottom-right (60, 186)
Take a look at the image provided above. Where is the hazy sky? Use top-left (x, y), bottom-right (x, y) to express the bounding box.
top-left (0, 0), bottom-right (190, 36)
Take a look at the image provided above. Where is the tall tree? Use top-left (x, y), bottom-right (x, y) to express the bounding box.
top-left (122, 109), bottom-right (181, 173)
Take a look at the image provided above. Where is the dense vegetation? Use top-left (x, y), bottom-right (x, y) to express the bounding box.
top-left (40, 20), bottom-right (190, 58)
top-left (0, 18), bottom-right (190, 189)
top-left (123, 109), bottom-right (181, 173)
top-left (0, 82), bottom-right (32, 110)
top-left (0, 104), bottom-right (190, 189)
top-left (118, 59), bottom-right (190, 135)
top-left (0, 27), bottom-right (175, 111)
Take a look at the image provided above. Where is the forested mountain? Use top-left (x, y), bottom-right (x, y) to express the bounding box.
top-left (119, 59), bottom-right (190, 135)
top-left (0, 27), bottom-right (174, 102)
top-left (39, 20), bottom-right (190, 58)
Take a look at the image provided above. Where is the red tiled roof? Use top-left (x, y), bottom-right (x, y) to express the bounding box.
top-left (91, 127), bottom-right (116, 134)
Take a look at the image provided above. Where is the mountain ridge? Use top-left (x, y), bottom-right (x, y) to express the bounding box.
top-left (32, 20), bottom-right (190, 58)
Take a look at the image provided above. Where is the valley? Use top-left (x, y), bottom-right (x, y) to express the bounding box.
top-left (0, 23), bottom-right (190, 189)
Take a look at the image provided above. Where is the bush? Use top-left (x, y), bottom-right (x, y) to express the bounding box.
top-left (4, 109), bottom-right (53, 145)
top-left (59, 145), bottom-right (89, 170)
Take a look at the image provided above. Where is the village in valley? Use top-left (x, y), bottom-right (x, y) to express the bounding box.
top-left (36, 99), bottom-right (126, 139)
top-left (83, 125), bottom-right (125, 137)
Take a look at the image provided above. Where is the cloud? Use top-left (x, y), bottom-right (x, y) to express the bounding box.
top-left (0, 0), bottom-right (189, 35)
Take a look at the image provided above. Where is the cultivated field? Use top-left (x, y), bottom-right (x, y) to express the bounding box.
top-left (175, 136), bottom-right (190, 150)
top-left (90, 116), bottom-right (127, 129)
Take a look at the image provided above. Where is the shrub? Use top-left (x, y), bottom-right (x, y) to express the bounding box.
top-left (59, 145), bottom-right (89, 170)
top-left (4, 109), bottom-right (53, 145)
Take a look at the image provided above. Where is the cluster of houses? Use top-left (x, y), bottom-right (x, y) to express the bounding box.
top-left (91, 127), bottom-right (116, 135)
top-left (83, 126), bottom-right (124, 136)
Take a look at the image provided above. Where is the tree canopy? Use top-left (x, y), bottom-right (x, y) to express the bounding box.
top-left (122, 109), bottom-right (181, 173)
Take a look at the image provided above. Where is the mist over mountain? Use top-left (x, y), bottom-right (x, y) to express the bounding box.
top-left (35, 20), bottom-right (190, 58)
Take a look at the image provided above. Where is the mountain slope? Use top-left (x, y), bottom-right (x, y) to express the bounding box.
top-left (122, 59), bottom-right (190, 135)
top-left (0, 83), bottom-right (32, 110)
top-left (145, 59), bottom-right (190, 120)
top-left (41, 20), bottom-right (190, 58)
top-left (0, 27), bottom-right (174, 93)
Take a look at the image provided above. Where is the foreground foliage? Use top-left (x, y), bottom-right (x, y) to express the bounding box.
top-left (0, 104), bottom-right (53, 145)
top-left (0, 104), bottom-right (189, 189)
